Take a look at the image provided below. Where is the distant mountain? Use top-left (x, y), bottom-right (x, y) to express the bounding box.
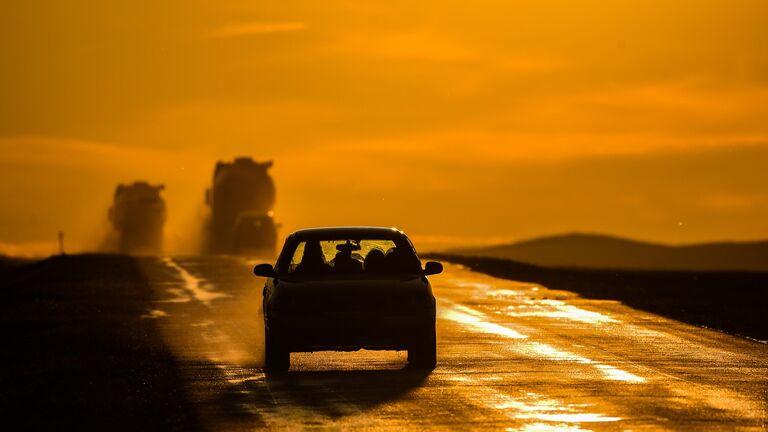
top-left (450, 233), bottom-right (768, 271)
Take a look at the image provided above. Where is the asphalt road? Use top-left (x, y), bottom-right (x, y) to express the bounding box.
top-left (140, 256), bottom-right (768, 431)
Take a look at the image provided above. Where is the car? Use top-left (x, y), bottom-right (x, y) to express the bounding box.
top-left (232, 212), bottom-right (278, 254)
top-left (253, 226), bottom-right (443, 372)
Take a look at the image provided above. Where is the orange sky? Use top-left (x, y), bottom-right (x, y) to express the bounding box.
top-left (1, 0), bottom-right (768, 255)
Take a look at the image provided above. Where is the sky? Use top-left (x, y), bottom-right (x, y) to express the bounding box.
top-left (1, 0), bottom-right (768, 255)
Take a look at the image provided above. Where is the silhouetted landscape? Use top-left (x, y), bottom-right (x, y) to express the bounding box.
top-left (3, 0), bottom-right (768, 429)
top-left (450, 233), bottom-right (768, 271)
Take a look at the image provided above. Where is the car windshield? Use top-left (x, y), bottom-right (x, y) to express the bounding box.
top-left (279, 237), bottom-right (421, 278)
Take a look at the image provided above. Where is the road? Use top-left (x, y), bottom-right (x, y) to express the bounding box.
top-left (139, 256), bottom-right (768, 431)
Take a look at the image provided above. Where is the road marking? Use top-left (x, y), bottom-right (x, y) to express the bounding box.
top-left (500, 299), bottom-right (617, 324)
top-left (162, 257), bottom-right (230, 306)
top-left (439, 300), bottom-right (646, 383)
top-left (442, 303), bottom-right (528, 339)
top-left (446, 376), bottom-right (622, 429)
top-left (140, 309), bottom-right (169, 319)
top-left (444, 272), bottom-right (617, 325)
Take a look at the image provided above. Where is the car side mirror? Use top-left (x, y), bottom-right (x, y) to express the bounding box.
top-left (253, 263), bottom-right (276, 278)
top-left (424, 261), bottom-right (443, 276)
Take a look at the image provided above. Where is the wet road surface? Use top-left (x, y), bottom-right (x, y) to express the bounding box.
top-left (140, 256), bottom-right (768, 430)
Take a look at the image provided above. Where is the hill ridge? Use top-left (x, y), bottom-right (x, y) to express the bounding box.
top-left (451, 233), bottom-right (768, 271)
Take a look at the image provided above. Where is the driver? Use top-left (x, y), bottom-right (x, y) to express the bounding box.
top-left (332, 240), bottom-right (363, 273)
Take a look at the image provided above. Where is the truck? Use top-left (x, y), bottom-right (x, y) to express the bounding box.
top-left (108, 182), bottom-right (166, 254)
top-left (205, 157), bottom-right (278, 254)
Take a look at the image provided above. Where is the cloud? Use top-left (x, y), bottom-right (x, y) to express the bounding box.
top-left (0, 136), bottom-right (179, 172)
top-left (323, 29), bottom-right (475, 62)
top-left (208, 21), bottom-right (307, 38)
top-left (115, 101), bottom-right (345, 152)
top-left (322, 28), bottom-right (565, 72)
top-left (699, 193), bottom-right (768, 212)
top-left (294, 130), bottom-right (768, 172)
top-left (0, 241), bottom-right (58, 258)
top-left (0, 136), bottom-right (213, 254)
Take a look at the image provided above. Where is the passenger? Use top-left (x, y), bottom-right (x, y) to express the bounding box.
top-left (385, 247), bottom-right (415, 273)
top-left (363, 247), bottom-right (387, 273)
top-left (294, 240), bottom-right (331, 275)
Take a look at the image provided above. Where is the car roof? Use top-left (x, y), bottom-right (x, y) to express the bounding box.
top-left (288, 226), bottom-right (408, 240)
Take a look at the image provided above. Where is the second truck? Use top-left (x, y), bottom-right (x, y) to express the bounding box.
top-left (205, 157), bottom-right (278, 254)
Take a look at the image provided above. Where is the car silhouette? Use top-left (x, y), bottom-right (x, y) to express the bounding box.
top-left (253, 226), bottom-right (443, 372)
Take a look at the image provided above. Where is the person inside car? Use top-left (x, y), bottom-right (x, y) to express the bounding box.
top-left (363, 247), bottom-right (387, 273)
top-left (332, 240), bottom-right (363, 273)
top-left (294, 240), bottom-right (331, 275)
top-left (384, 246), bottom-right (414, 273)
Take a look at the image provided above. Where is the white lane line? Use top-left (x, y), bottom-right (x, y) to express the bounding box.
top-left (500, 299), bottom-right (617, 325)
top-left (439, 300), bottom-right (646, 383)
top-left (445, 274), bottom-right (617, 326)
top-left (447, 376), bottom-right (622, 429)
top-left (442, 303), bottom-right (528, 339)
top-left (162, 257), bottom-right (230, 306)
top-left (140, 309), bottom-right (169, 319)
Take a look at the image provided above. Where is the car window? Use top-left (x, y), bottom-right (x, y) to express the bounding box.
top-left (285, 238), bottom-right (419, 277)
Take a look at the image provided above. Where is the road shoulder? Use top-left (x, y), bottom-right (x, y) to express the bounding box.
top-left (0, 254), bottom-right (199, 430)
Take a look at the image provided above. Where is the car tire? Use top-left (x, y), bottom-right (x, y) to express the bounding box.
top-left (408, 325), bottom-right (437, 369)
top-left (264, 325), bottom-right (290, 372)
